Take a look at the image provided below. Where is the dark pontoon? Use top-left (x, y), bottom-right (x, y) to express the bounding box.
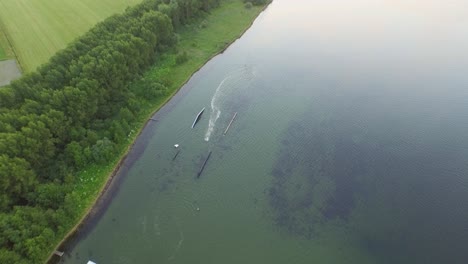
top-left (197, 151), bottom-right (212, 178)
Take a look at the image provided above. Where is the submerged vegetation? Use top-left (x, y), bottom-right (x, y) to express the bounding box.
top-left (0, 0), bottom-right (267, 262)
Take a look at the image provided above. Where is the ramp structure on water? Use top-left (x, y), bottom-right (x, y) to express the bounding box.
top-left (197, 151), bottom-right (212, 178)
top-left (223, 112), bottom-right (238, 135)
top-left (191, 107), bottom-right (205, 128)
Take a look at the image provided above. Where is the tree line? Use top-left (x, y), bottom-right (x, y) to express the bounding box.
top-left (0, 0), bottom-right (226, 262)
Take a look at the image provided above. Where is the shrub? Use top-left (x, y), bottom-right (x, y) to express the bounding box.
top-left (200, 19), bottom-right (208, 28)
top-left (175, 51), bottom-right (189, 64)
top-left (91, 137), bottom-right (115, 164)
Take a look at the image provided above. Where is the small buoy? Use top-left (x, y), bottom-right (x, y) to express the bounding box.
top-left (174, 144), bottom-right (179, 148)
top-left (196, 207), bottom-right (200, 211)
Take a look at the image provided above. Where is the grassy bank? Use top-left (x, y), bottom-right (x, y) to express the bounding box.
top-left (0, 0), bottom-right (142, 71)
top-left (48, 0), bottom-right (267, 262)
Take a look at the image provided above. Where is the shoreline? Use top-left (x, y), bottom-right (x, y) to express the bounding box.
top-left (46, 2), bottom-right (271, 263)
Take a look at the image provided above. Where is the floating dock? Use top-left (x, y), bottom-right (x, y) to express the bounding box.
top-left (191, 107), bottom-right (205, 128)
top-left (197, 151), bottom-right (212, 178)
top-left (223, 112), bottom-right (237, 135)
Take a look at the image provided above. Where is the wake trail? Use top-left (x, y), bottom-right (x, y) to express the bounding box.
top-left (168, 221), bottom-right (185, 261)
top-left (204, 75), bottom-right (231, 141)
top-left (204, 66), bottom-right (257, 142)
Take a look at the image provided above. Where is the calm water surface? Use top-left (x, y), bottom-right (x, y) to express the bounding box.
top-left (61, 0), bottom-right (468, 263)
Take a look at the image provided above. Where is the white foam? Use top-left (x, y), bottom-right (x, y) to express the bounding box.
top-left (204, 75), bottom-right (231, 141)
top-left (204, 66), bottom-right (256, 142)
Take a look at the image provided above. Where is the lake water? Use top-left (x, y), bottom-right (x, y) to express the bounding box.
top-left (60, 0), bottom-right (468, 263)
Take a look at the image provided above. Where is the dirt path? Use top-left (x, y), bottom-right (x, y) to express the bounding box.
top-left (0, 59), bottom-right (21, 86)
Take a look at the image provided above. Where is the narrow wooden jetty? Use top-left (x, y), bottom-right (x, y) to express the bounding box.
top-left (197, 151), bottom-right (212, 178)
top-left (149, 118), bottom-right (158, 122)
top-left (191, 107), bottom-right (205, 128)
top-left (223, 112), bottom-right (238, 135)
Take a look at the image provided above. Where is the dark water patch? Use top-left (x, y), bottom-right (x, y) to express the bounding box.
top-left (269, 113), bottom-right (368, 238)
top-left (158, 178), bottom-right (176, 192)
top-left (321, 136), bottom-right (368, 219)
top-left (269, 90), bottom-right (468, 263)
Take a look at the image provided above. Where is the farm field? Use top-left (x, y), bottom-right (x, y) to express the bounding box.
top-left (0, 0), bottom-right (142, 72)
top-left (0, 27), bottom-right (13, 61)
top-left (0, 45), bottom-right (5, 61)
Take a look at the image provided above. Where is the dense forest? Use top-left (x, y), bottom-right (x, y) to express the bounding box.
top-left (0, 0), bottom-right (267, 262)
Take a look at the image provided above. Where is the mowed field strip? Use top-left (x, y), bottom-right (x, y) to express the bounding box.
top-left (0, 26), bottom-right (13, 61)
top-left (0, 0), bottom-right (142, 72)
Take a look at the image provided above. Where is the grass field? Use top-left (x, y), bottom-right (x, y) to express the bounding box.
top-left (0, 46), bottom-right (5, 60)
top-left (0, 36), bottom-right (5, 59)
top-left (0, 0), bottom-right (142, 72)
top-left (0, 26), bottom-right (13, 61)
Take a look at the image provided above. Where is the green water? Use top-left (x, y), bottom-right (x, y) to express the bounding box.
top-left (61, 0), bottom-right (468, 263)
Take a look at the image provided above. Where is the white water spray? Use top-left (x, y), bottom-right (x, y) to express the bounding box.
top-left (204, 66), bottom-right (257, 142)
top-left (204, 76), bottom-right (230, 141)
